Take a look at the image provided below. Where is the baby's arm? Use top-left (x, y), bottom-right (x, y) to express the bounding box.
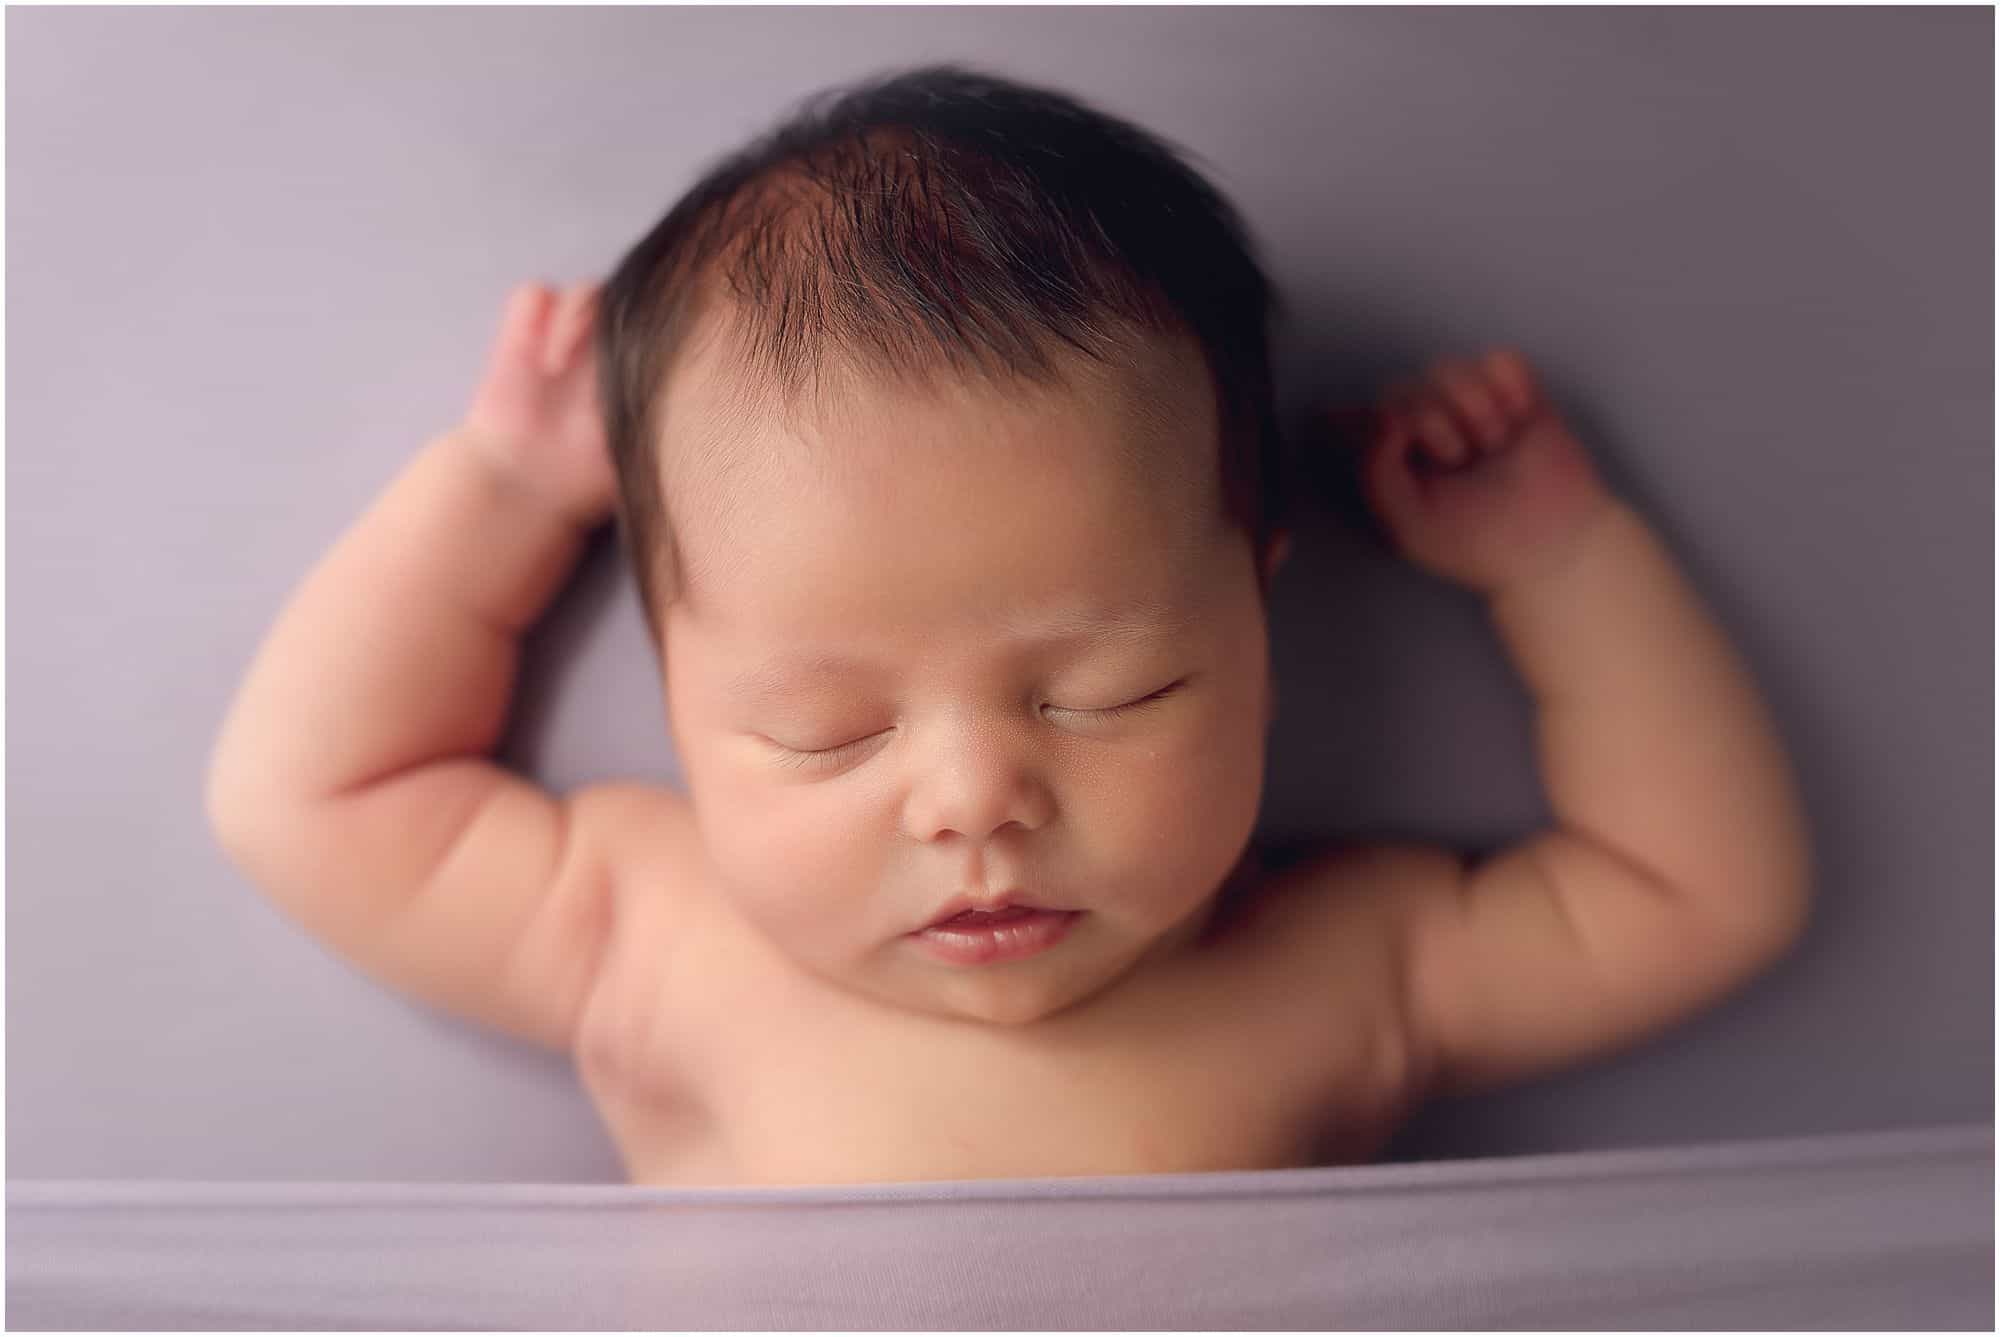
top-left (205, 283), bottom-right (635, 1050)
top-left (1426, 501), bottom-right (1814, 1088)
top-left (1350, 353), bottom-right (1814, 1098)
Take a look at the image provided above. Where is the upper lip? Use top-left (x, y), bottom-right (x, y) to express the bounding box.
top-left (920, 892), bottom-right (1060, 931)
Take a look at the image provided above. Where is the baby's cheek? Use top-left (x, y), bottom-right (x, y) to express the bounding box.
top-left (1172, 680), bottom-right (1266, 801)
top-left (1104, 716), bottom-right (1261, 877)
top-left (692, 767), bottom-right (819, 894)
top-left (727, 785), bottom-right (826, 875)
top-left (700, 784), bottom-right (883, 954)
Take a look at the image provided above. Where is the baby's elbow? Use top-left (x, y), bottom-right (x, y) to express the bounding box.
top-left (1696, 850), bottom-right (1813, 982)
top-left (204, 761), bottom-right (253, 856)
top-left (1741, 858), bottom-right (1815, 974)
top-left (203, 757), bottom-right (290, 871)
top-left (1726, 809), bottom-right (1816, 969)
top-left (1770, 795), bottom-right (1819, 948)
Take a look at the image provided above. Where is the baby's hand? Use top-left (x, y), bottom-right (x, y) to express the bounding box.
top-left (1333, 350), bottom-right (1618, 598)
top-left (460, 280), bottom-right (617, 530)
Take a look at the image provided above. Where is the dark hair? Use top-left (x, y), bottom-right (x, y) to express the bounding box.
top-left (595, 62), bottom-right (1290, 644)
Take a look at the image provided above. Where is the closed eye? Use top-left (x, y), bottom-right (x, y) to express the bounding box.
top-left (772, 737), bottom-right (875, 769)
top-left (1046, 679), bottom-right (1186, 720)
top-left (769, 680), bottom-right (1188, 771)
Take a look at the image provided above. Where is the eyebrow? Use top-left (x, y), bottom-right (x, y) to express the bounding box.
top-left (723, 599), bottom-right (1195, 703)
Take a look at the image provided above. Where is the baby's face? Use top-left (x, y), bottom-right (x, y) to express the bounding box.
top-left (657, 332), bottom-right (1274, 1027)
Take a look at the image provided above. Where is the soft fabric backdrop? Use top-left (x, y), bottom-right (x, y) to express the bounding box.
top-left (8, 6), bottom-right (1989, 1181)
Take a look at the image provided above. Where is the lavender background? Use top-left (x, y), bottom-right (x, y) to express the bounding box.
top-left (8, 6), bottom-right (1990, 1180)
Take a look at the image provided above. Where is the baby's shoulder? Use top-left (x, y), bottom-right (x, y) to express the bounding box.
top-left (1243, 836), bottom-right (1452, 945)
top-left (566, 782), bottom-right (718, 987)
top-left (566, 783), bottom-right (721, 1091)
top-left (578, 782), bottom-right (712, 943)
top-left (579, 781), bottom-right (704, 866)
top-left (1230, 838), bottom-right (1459, 1096)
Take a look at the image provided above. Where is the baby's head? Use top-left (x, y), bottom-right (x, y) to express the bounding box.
top-left (594, 65), bottom-right (1293, 1026)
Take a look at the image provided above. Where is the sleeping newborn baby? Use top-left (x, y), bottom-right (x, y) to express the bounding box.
top-left (206, 65), bottom-right (1814, 1185)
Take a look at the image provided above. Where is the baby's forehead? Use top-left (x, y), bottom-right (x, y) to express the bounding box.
top-left (689, 562), bottom-right (1211, 685)
top-left (660, 314), bottom-right (1215, 500)
top-left (651, 305), bottom-right (1227, 617)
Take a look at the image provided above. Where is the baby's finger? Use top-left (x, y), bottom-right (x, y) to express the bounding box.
top-left (1387, 376), bottom-right (1470, 468)
top-left (493, 283), bottom-right (559, 375)
top-left (1361, 413), bottom-right (1426, 535)
top-left (543, 282), bottom-right (599, 377)
top-left (1428, 357), bottom-right (1509, 452)
top-left (1484, 348), bottom-right (1544, 417)
top-left (469, 284), bottom-right (559, 429)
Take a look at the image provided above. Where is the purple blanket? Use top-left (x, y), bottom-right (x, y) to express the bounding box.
top-left (8, 1123), bottom-right (1989, 1330)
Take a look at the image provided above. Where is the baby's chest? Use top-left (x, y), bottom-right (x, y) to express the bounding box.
top-left (688, 1007), bottom-right (1343, 1186)
top-left (575, 873), bottom-right (1416, 1186)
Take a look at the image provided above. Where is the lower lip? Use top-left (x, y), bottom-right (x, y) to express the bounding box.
top-left (909, 909), bottom-right (1081, 966)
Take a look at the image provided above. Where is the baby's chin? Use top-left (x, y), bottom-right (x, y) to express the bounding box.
top-left (883, 971), bottom-right (1122, 1030)
top-left (816, 903), bottom-right (1212, 1029)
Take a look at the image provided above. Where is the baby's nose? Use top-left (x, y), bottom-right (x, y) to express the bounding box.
top-left (902, 743), bottom-right (1051, 844)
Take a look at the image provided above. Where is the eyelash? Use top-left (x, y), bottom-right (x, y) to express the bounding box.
top-left (772, 681), bottom-right (1186, 770)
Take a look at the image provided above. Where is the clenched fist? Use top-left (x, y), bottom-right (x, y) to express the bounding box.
top-left (460, 280), bottom-right (617, 531)
top-left (1331, 349), bottom-right (1618, 599)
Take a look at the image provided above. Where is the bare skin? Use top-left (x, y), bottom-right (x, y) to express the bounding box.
top-left (207, 280), bottom-right (1812, 1186)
